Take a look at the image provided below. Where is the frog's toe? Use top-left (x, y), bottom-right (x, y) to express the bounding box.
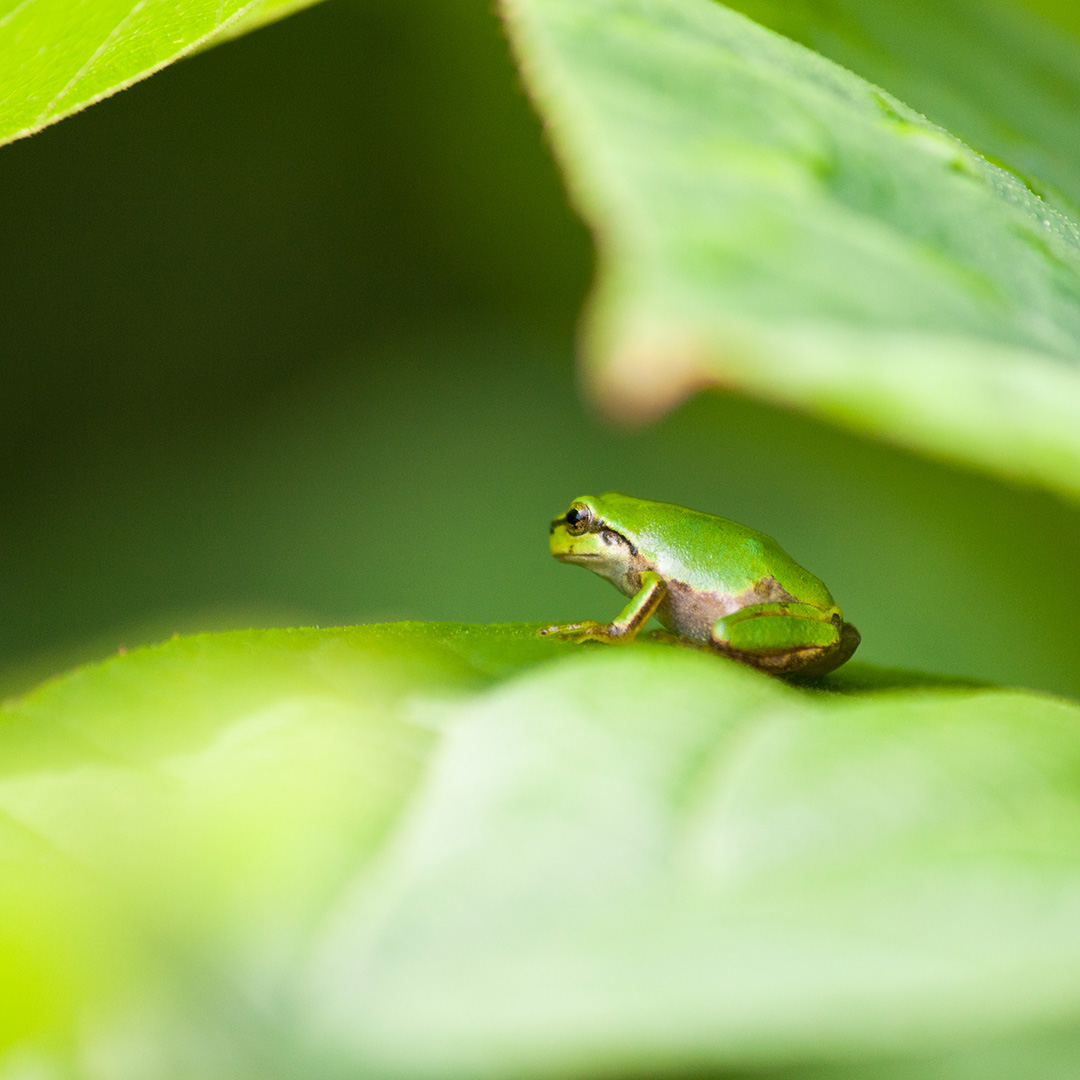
top-left (538, 621), bottom-right (598, 640)
top-left (538, 620), bottom-right (621, 644)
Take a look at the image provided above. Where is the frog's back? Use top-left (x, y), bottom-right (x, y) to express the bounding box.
top-left (597, 493), bottom-right (836, 609)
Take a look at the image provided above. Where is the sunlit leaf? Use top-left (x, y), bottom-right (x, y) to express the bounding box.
top-left (0, 0), bottom-right (326, 147)
top-left (200, 0), bottom-right (324, 47)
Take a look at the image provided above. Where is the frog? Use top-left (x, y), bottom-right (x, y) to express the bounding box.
top-left (538, 493), bottom-right (860, 676)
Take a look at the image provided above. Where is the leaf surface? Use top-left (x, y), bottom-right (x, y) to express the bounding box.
top-left (4, 624), bottom-right (1080, 1076)
top-left (724, 0), bottom-right (1080, 216)
top-left (503, 0), bottom-right (1080, 499)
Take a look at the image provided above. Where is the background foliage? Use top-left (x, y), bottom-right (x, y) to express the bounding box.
top-left (7, 0), bottom-right (1080, 1077)
top-left (6, 0), bottom-right (1080, 699)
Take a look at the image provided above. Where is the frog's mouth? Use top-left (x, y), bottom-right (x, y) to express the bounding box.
top-left (555, 550), bottom-right (599, 562)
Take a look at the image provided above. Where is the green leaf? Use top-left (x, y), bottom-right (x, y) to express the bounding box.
top-left (0, 0), bottom-right (326, 148)
top-left (5, 624), bottom-right (1080, 1076)
top-left (198, 0), bottom-right (327, 47)
top-left (502, 0), bottom-right (1080, 500)
top-left (720, 0), bottom-right (1080, 216)
top-left (0, 623), bottom-right (557, 1056)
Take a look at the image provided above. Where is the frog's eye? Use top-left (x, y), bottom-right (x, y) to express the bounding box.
top-left (565, 505), bottom-right (592, 534)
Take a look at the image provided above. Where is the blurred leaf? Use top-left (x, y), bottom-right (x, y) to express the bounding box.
top-left (722, 0), bottom-right (1080, 216)
top-left (6, 624), bottom-right (1080, 1076)
top-left (0, 0), bottom-right (325, 147)
top-left (503, 0), bottom-right (1080, 500)
top-left (0, 622), bottom-right (555, 1058)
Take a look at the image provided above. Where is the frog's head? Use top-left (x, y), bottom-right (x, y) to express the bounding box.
top-left (549, 494), bottom-right (639, 584)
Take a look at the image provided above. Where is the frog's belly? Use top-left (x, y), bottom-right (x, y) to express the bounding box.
top-left (656, 588), bottom-right (737, 642)
top-left (657, 576), bottom-right (800, 642)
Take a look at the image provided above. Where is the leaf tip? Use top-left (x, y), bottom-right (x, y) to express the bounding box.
top-left (587, 327), bottom-right (719, 424)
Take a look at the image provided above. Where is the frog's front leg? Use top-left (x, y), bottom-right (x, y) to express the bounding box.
top-left (539, 571), bottom-right (666, 644)
top-left (711, 602), bottom-right (860, 676)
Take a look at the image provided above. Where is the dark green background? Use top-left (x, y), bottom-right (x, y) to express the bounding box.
top-left (4, 0), bottom-right (1080, 698)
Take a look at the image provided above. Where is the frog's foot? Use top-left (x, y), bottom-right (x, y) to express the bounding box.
top-left (711, 605), bottom-right (861, 677)
top-left (537, 620), bottom-right (631, 644)
top-left (787, 621), bottom-right (861, 677)
top-left (539, 573), bottom-right (664, 647)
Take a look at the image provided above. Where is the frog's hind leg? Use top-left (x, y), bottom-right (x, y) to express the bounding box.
top-left (711, 603), bottom-right (860, 676)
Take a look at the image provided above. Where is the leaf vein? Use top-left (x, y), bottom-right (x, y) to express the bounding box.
top-left (0, 0), bottom-right (41, 30)
top-left (32, 0), bottom-right (147, 126)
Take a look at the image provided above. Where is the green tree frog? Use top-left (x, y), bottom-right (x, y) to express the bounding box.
top-left (539, 493), bottom-right (860, 676)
